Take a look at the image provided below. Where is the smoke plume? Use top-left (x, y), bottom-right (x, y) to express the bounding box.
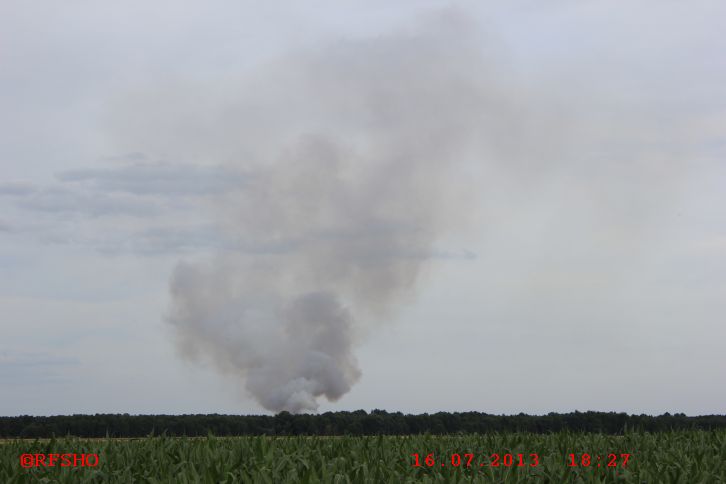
top-left (166, 13), bottom-right (502, 412)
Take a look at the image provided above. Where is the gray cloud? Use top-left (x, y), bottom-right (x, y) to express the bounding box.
top-left (0, 162), bottom-right (251, 252)
top-left (3, 161), bottom-right (247, 219)
top-left (16, 186), bottom-right (157, 218)
top-left (0, 182), bottom-right (36, 196)
top-left (57, 162), bottom-right (248, 197)
top-left (0, 349), bottom-right (80, 386)
top-left (100, 152), bottom-right (148, 163)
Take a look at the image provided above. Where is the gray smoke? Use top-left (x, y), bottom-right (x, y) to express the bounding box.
top-left (166, 13), bottom-right (505, 412)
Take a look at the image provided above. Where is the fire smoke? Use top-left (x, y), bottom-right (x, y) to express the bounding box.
top-left (166, 13), bottom-right (501, 412)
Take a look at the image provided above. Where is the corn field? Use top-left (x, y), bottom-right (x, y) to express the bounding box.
top-left (1, 430), bottom-right (725, 483)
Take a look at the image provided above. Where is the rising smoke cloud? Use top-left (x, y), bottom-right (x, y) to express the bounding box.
top-left (165, 13), bottom-right (502, 413)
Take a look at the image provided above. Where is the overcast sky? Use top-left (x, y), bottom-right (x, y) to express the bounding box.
top-left (2, 1), bottom-right (725, 416)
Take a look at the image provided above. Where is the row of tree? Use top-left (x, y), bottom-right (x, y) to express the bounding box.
top-left (1, 411), bottom-right (724, 438)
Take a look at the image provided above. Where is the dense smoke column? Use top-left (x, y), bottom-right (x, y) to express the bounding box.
top-left (166, 15), bottom-right (493, 412)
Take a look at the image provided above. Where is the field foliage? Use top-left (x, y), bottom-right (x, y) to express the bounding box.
top-left (1, 430), bottom-right (725, 483)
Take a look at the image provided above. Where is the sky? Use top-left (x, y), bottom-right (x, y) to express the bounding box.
top-left (1, 1), bottom-right (725, 416)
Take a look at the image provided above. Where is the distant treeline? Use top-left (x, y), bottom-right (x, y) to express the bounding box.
top-left (2, 411), bottom-right (725, 438)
